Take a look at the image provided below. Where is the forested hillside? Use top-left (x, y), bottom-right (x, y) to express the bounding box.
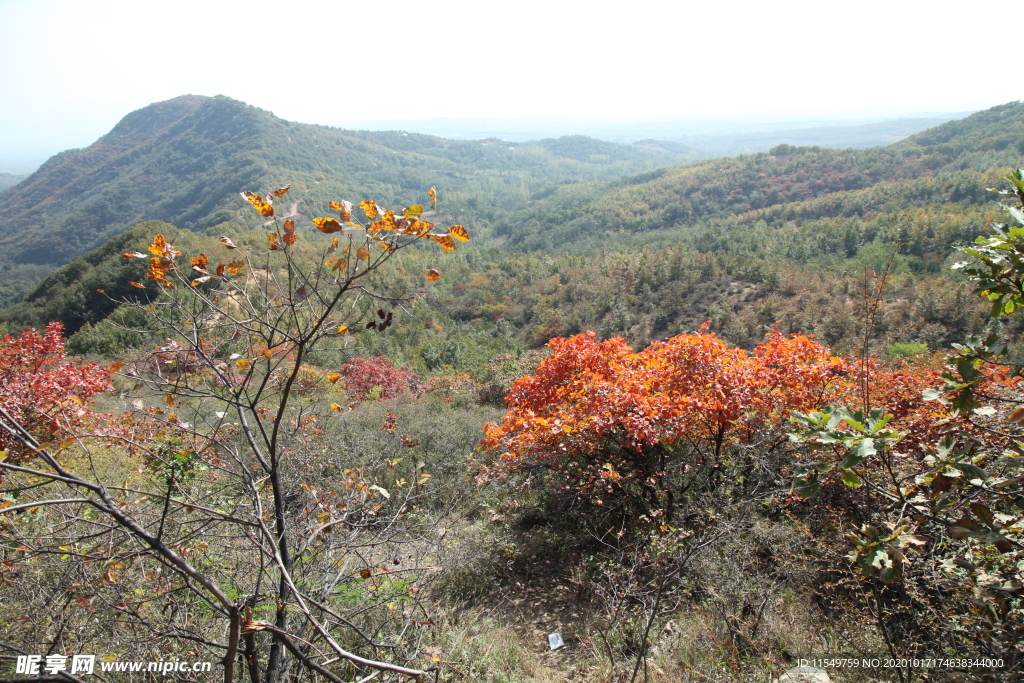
top-left (0, 95), bottom-right (689, 271)
top-left (2, 99), bottom-right (1023, 683)
top-left (8, 102), bottom-right (1024, 362)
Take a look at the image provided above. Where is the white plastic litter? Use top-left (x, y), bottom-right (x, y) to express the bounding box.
top-left (547, 632), bottom-right (564, 650)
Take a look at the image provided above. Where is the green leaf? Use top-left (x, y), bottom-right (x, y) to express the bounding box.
top-left (839, 438), bottom-right (874, 469)
top-left (933, 493), bottom-right (956, 514)
top-left (951, 462), bottom-right (989, 481)
top-left (793, 472), bottom-right (820, 497)
top-left (956, 357), bottom-right (981, 383)
top-left (866, 410), bottom-right (893, 433)
top-left (840, 468), bottom-right (862, 488)
top-left (1007, 204), bottom-right (1024, 226)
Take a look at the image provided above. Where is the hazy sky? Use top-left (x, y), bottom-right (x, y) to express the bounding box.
top-left (0, 0), bottom-right (1014, 167)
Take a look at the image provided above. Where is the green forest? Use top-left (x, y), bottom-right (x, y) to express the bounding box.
top-left (0, 97), bottom-right (1023, 683)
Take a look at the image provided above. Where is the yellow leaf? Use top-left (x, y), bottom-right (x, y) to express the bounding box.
top-left (356, 247), bottom-right (370, 261)
top-left (262, 349), bottom-right (274, 359)
top-left (430, 234), bottom-right (457, 253)
top-left (337, 325), bottom-right (348, 336)
top-left (450, 225), bottom-right (470, 242)
top-left (241, 191), bottom-right (275, 216)
top-left (122, 251), bottom-right (147, 260)
top-left (313, 217), bottom-right (343, 234)
top-left (148, 234), bottom-right (169, 257)
top-left (283, 219), bottom-right (295, 234)
top-left (220, 236), bottom-right (237, 249)
top-left (427, 269), bottom-right (441, 282)
top-left (330, 403), bottom-right (343, 411)
top-left (109, 361), bottom-right (126, 372)
top-left (404, 204), bottom-right (424, 217)
top-left (129, 281), bottom-right (146, 288)
top-left (428, 186), bottom-right (437, 211)
top-left (273, 184), bottom-right (291, 198)
top-left (360, 200), bottom-right (379, 220)
top-left (164, 394), bottom-right (176, 407)
top-left (236, 359), bottom-right (252, 371)
top-left (327, 373), bottom-right (340, 383)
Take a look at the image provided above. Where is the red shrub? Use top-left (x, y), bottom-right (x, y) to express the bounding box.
top-left (340, 356), bottom-right (420, 401)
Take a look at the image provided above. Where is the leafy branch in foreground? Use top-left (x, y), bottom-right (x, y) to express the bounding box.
top-left (1, 185), bottom-right (469, 682)
top-left (787, 169), bottom-right (1024, 672)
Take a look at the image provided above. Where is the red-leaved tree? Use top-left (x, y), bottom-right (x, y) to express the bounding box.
top-left (481, 327), bottom-right (849, 520)
top-left (0, 323), bottom-right (111, 464)
top-left (340, 356), bottom-right (420, 401)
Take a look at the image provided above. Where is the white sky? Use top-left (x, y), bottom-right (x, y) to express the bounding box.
top-left (0, 0), bottom-right (1014, 165)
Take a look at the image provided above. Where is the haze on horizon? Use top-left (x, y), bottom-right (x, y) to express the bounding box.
top-left (0, 0), bottom-right (1014, 171)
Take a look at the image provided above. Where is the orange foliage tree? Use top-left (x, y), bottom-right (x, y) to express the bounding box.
top-left (482, 326), bottom-right (849, 521)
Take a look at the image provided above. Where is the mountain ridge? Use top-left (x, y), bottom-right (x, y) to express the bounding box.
top-left (0, 95), bottom-right (693, 274)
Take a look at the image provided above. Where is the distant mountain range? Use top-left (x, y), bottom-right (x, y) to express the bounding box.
top-left (5, 97), bottom-right (1024, 356)
top-left (334, 113), bottom-right (970, 151)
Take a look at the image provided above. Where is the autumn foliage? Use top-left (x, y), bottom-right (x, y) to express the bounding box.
top-left (481, 327), bottom-right (850, 518)
top-left (340, 356), bottom-right (421, 401)
top-left (0, 323), bottom-right (111, 462)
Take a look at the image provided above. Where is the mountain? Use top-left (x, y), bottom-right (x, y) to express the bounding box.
top-left (332, 113), bottom-right (966, 148)
top-left (0, 173), bottom-right (27, 191)
top-left (0, 222), bottom-right (219, 341)
top-left (6, 100), bottom-right (1024, 361)
top-left (500, 102), bottom-right (1024, 254)
top-left (410, 103), bottom-right (1024, 354)
top-left (0, 95), bottom-right (693, 275)
top-left (674, 116), bottom-right (964, 156)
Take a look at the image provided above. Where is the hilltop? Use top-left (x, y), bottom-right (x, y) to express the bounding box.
top-left (0, 95), bottom-right (690, 272)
